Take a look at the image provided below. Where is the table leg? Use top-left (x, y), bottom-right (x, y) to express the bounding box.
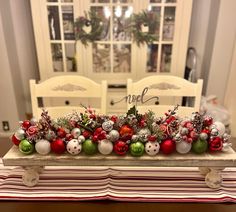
top-left (22, 166), bottom-right (44, 187)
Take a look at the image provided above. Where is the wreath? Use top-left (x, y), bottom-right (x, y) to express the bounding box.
top-left (74, 10), bottom-right (104, 46)
top-left (131, 10), bottom-right (160, 46)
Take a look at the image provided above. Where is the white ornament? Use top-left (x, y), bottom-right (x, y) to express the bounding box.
top-left (71, 128), bottom-right (81, 138)
top-left (78, 135), bottom-right (85, 143)
top-left (145, 141), bottom-right (160, 156)
top-left (108, 130), bottom-right (119, 142)
top-left (35, 139), bottom-right (51, 155)
top-left (15, 129), bottom-right (25, 140)
top-left (212, 122), bottom-right (225, 136)
top-left (176, 141), bottom-right (192, 154)
top-left (138, 128), bottom-right (151, 142)
top-left (102, 120), bottom-right (114, 132)
top-left (98, 139), bottom-right (113, 155)
top-left (66, 139), bottom-right (82, 155)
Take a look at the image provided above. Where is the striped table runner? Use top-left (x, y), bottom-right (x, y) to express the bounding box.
top-left (0, 159), bottom-right (236, 202)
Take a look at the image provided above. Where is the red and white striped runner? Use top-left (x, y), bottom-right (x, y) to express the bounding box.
top-left (0, 159), bottom-right (236, 202)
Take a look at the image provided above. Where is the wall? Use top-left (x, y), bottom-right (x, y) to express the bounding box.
top-left (0, 0), bottom-right (39, 135)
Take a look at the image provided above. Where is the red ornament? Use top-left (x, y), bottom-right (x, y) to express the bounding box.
top-left (189, 131), bottom-right (198, 140)
top-left (92, 127), bottom-right (107, 142)
top-left (110, 115), bottom-right (118, 123)
top-left (119, 125), bottom-right (134, 141)
top-left (57, 128), bottom-right (66, 138)
top-left (82, 130), bottom-right (92, 139)
top-left (209, 136), bottom-right (223, 152)
top-left (113, 140), bottom-right (129, 155)
top-left (204, 116), bottom-right (213, 127)
top-left (21, 120), bottom-right (31, 130)
top-left (160, 139), bottom-right (176, 155)
top-left (148, 135), bottom-right (157, 142)
top-left (202, 128), bottom-right (210, 135)
top-left (51, 138), bottom-right (66, 154)
top-left (11, 134), bottom-right (21, 146)
top-left (65, 133), bottom-right (73, 141)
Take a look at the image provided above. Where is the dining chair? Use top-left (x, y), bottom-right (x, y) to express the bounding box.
top-left (127, 76), bottom-right (203, 117)
top-left (30, 75), bottom-right (107, 119)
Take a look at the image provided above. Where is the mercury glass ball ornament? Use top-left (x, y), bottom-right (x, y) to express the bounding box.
top-left (199, 132), bottom-right (208, 141)
top-left (108, 130), bottom-right (119, 142)
top-left (145, 141), bottom-right (160, 156)
top-left (176, 141), bottom-right (192, 154)
top-left (212, 121), bottom-right (225, 136)
top-left (66, 139), bottom-right (82, 155)
top-left (35, 139), bottom-right (51, 155)
top-left (98, 139), bottom-right (113, 155)
top-left (19, 139), bottom-right (34, 155)
top-left (78, 135), bottom-right (85, 143)
top-left (102, 120), bottom-right (114, 132)
top-left (71, 128), bottom-right (81, 138)
top-left (15, 128), bottom-right (26, 140)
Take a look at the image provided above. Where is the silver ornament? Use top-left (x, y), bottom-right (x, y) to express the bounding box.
top-left (181, 127), bottom-right (189, 135)
top-left (45, 130), bottom-right (56, 141)
top-left (15, 128), bottom-right (25, 140)
top-left (145, 141), bottom-right (160, 156)
top-left (138, 128), bottom-right (151, 142)
top-left (199, 132), bottom-right (208, 140)
top-left (176, 141), bottom-right (192, 154)
top-left (212, 121), bottom-right (225, 136)
top-left (98, 139), bottom-right (113, 155)
top-left (131, 135), bottom-right (139, 142)
top-left (210, 128), bottom-right (219, 136)
top-left (78, 135), bottom-right (85, 143)
top-left (35, 139), bottom-right (51, 155)
top-left (66, 139), bottom-right (82, 155)
top-left (71, 128), bottom-right (81, 138)
top-left (102, 120), bottom-right (114, 132)
top-left (30, 117), bottom-right (37, 126)
top-left (174, 133), bottom-right (182, 142)
top-left (108, 130), bottom-right (119, 142)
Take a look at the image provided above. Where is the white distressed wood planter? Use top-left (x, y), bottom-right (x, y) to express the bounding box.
top-left (3, 146), bottom-right (236, 189)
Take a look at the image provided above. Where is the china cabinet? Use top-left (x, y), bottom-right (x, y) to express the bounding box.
top-left (30, 0), bottom-right (192, 114)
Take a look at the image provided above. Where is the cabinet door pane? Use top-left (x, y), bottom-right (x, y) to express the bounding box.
top-left (146, 44), bottom-right (158, 73)
top-left (113, 44), bottom-right (131, 73)
top-left (62, 6), bottom-right (75, 40)
top-left (162, 7), bottom-right (175, 41)
top-left (164, 0), bottom-right (176, 3)
top-left (91, 6), bottom-right (110, 41)
top-left (150, 0), bottom-right (161, 3)
top-left (91, 0), bottom-right (110, 3)
top-left (47, 6), bottom-right (61, 40)
top-left (93, 43), bottom-right (111, 73)
top-left (113, 0), bottom-right (133, 3)
top-left (148, 6), bottom-right (161, 40)
top-left (65, 43), bottom-right (76, 72)
top-left (113, 6), bottom-right (132, 41)
top-left (51, 43), bottom-right (63, 72)
top-left (160, 44), bottom-right (172, 72)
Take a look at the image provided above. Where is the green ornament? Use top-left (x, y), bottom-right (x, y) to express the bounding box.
top-left (19, 139), bottom-right (34, 155)
top-left (130, 141), bottom-right (145, 157)
top-left (82, 139), bottom-right (97, 155)
top-left (192, 139), bottom-right (208, 154)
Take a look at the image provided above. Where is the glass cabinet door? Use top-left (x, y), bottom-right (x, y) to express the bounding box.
top-left (47, 0), bottom-right (77, 73)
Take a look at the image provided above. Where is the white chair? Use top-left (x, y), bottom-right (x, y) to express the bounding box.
top-left (30, 76), bottom-right (107, 119)
top-left (127, 76), bottom-right (203, 117)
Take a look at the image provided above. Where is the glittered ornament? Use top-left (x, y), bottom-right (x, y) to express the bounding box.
top-left (181, 127), bottom-right (189, 135)
top-left (66, 139), bottom-right (82, 155)
top-left (130, 141), bottom-right (145, 157)
top-left (57, 128), bottom-right (67, 138)
top-left (15, 128), bottom-right (26, 140)
top-left (199, 132), bottom-right (208, 141)
top-left (204, 116), bottom-right (213, 126)
top-left (21, 120), bottom-right (31, 130)
top-left (19, 139), bottom-right (34, 155)
top-left (119, 125), bottom-right (134, 140)
top-left (82, 130), bottom-right (91, 139)
top-left (113, 140), bottom-right (129, 155)
top-left (82, 139), bottom-right (97, 155)
top-left (45, 130), bottom-right (56, 141)
top-left (210, 128), bottom-right (219, 136)
top-left (145, 141), bottom-right (160, 156)
top-left (108, 130), bottom-right (119, 142)
top-left (102, 120), bottom-right (114, 132)
top-left (11, 134), bottom-right (21, 146)
top-left (51, 138), bottom-right (66, 154)
top-left (160, 139), bottom-right (176, 155)
top-left (212, 122), bottom-right (225, 136)
top-left (191, 139), bottom-right (208, 154)
top-left (137, 128), bottom-right (151, 142)
top-left (176, 141), bottom-right (192, 154)
top-left (98, 139), bottom-right (113, 155)
top-left (78, 135), bottom-right (85, 143)
top-left (71, 128), bottom-right (81, 138)
top-left (209, 136), bottom-right (223, 152)
top-left (35, 139), bottom-right (51, 155)
top-left (65, 133), bottom-right (73, 141)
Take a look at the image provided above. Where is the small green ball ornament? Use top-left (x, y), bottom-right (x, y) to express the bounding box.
top-left (130, 141), bottom-right (145, 157)
top-left (19, 139), bottom-right (34, 155)
top-left (82, 139), bottom-right (97, 155)
top-left (192, 139), bottom-right (208, 154)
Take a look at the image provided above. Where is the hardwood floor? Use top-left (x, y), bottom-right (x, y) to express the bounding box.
top-left (0, 137), bottom-right (235, 211)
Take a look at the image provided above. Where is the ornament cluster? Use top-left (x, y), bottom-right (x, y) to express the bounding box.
top-left (12, 106), bottom-right (231, 157)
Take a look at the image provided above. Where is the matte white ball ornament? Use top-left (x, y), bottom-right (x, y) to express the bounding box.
top-left (176, 141), bottom-right (192, 154)
top-left (145, 141), bottom-right (160, 156)
top-left (35, 139), bottom-right (51, 155)
top-left (66, 139), bottom-right (82, 155)
top-left (98, 139), bottom-right (113, 155)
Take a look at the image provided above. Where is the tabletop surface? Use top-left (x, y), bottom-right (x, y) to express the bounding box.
top-left (2, 146), bottom-right (236, 167)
